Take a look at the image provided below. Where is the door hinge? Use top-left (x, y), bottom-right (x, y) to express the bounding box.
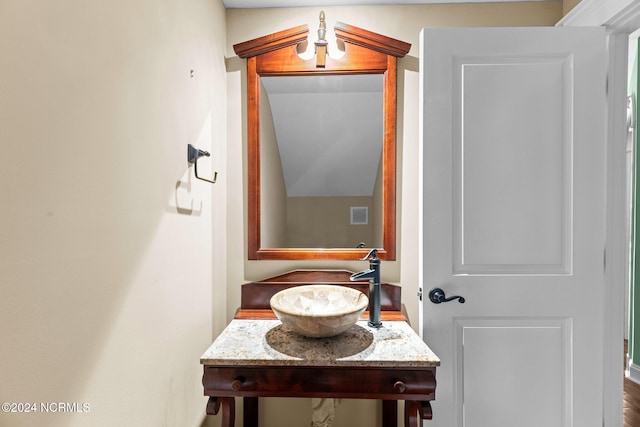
top-left (418, 288), bottom-right (423, 301)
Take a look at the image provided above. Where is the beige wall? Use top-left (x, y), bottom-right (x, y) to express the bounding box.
top-left (225, 4), bottom-right (562, 426)
top-left (0, 1), bottom-right (227, 426)
top-left (563, 0), bottom-right (582, 16)
top-left (285, 196), bottom-right (375, 247)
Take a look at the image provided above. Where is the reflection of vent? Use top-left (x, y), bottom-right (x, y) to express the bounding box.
top-left (351, 207), bottom-right (368, 225)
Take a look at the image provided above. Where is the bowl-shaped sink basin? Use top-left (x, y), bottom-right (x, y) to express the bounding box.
top-left (270, 285), bottom-right (369, 338)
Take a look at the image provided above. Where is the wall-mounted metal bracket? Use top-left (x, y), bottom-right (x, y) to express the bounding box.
top-left (188, 144), bottom-right (217, 184)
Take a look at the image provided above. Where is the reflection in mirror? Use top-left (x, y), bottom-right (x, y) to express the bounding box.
top-left (260, 74), bottom-right (384, 249)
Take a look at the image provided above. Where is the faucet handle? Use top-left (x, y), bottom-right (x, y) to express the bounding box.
top-left (360, 248), bottom-right (379, 261)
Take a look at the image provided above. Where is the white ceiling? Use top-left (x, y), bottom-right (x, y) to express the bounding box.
top-left (224, 0), bottom-right (543, 7)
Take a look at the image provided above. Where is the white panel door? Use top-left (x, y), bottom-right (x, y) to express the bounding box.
top-left (420, 27), bottom-right (606, 427)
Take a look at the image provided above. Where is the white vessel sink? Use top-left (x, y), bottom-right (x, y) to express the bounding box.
top-left (270, 285), bottom-right (369, 338)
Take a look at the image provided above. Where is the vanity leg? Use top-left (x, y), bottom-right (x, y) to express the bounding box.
top-left (404, 401), bottom-right (420, 427)
top-left (382, 400), bottom-right (397, 427)
top-left (206, 397), bottom-right (235, 427)
top-left (404, 401), bottom-right (433, 427)
top-left (243, 397), bottom-right (259, 427)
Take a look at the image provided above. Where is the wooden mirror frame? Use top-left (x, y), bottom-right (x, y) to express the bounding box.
top-left (234, 21), bottom-right (410, 261)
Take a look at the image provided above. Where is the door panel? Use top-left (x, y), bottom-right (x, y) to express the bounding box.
top-left (420, 27), bottom-right (606, 427)
top-left (453, 57), bottom-right (572, 274)
top-left (454, 318), bottom-right (571, 427)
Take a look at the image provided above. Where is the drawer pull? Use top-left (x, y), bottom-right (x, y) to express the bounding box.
top-left (393, 381), bottom-right (406, 393)
top-left (231, 377), bottom-right (246, 391)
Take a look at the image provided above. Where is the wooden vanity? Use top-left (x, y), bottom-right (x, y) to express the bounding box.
top-left (200, 271), bottom-right (440, 427)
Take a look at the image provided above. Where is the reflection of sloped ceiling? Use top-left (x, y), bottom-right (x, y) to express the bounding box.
top-left (262, 74), bottom-right (383, 197)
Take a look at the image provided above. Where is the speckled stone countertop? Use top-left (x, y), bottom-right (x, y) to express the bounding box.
top-left (200, 319), bottom-right (440, 368)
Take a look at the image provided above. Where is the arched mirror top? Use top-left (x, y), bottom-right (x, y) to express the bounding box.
top-left (234, 16), bottom-right (410, 261)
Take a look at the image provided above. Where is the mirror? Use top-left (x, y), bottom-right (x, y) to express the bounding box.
top-left (260, 74), bottom-right (384, 249)
top-left (233, 19), bottom-right (410, 260)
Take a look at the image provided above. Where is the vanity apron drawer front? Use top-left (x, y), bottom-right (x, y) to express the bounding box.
top-left (202, 366), bottom-right (436, 400)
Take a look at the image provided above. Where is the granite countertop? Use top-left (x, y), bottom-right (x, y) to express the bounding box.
top-left (200, 319), bottom-right (440, 368)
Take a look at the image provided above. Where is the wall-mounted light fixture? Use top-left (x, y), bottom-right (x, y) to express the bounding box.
top-left (187, 144), bottom-right (217, 184)
top-left (315, 11), bottom-right (328, 68)
top-left (294, 11), bottom-right (345, 63)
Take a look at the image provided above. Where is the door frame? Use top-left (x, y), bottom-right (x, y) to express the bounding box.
top-left (559, 2), bottom-right (639, 426)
